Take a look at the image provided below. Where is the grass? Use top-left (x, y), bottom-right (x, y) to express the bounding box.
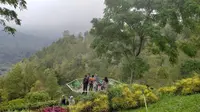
top-left (123, 94), bottom-right (200, 112)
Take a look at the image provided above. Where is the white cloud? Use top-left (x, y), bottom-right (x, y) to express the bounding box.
top-left (4, 0), bottom-right (105, 38)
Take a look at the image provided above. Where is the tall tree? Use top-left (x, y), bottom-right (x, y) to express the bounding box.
top-left (45, 69), bottom-right (61, 99)
top-left (0, 0), bottom-right (27, 34)
top-left (90, 0), bottom-right (200, 82)
top-left (5, 63), bottom-right (24, 99)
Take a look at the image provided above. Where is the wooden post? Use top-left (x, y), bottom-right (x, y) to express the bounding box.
top-left (142, 89), bottom-right (148, 112)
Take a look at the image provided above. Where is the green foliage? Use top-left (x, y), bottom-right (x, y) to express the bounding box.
top-left (6, 99), bottom-right (26, 111)
top-left (70, 93), bottom-right (109, 112)
top-left (0, 89), bottom-right (8, 103)
top-left (45, 72), bottom-right (61, 99)
top-left (123, 94), bottom-right (200, 112)
top-left (158, 74), bottom-right (200, 95)
top-left (77, 92), bottom-right (104, 102)
top-left (25, 91), bottom-right (50, 103)
top-left (28, 100), bottom-right (58, 110)
top-left (5, 63), bottom-right (36, 100)
top-left (91, 0), bottom-right (194, 66)
top-left (108, 84), bottom-right (158, 110)
top-left (158, 86), bottom-right (177, 95)
top-left (181, 43), bottom-right (197, 57)
top-left (5, 63), bottom-right (25, 99)
top-left (0, 99), bottom-right (58, 111)
top-left (0, 0), bottom-right (27, 34)
top-left (122, 57), bottom-right (149, 82)
top-left (175, 75), bottom-right (200, 95)
top-left (30, 80), bottom-right (45, 92)
top-left (181, 60), bottom-right (200, 75)
top-left (156, 67), bottom-right (169, 78)
top-left (89, 0), bottom-right (200, 81)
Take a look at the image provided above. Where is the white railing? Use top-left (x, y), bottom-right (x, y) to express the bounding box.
top-left (66, 78), bottom-right (121, 93)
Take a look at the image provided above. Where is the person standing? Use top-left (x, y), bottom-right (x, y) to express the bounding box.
top-left (82, 75), bottom-right (89, 94)
top-left (102, 77), bottom-right (109, 91)
top-left (89, 75), bottom-right (95, 91)
top-left (87, 73), bottom-right (91, 79)
top-left (60, 95), bottom-right (66, 106)
top-left (94, 74), bottom-right (100, 91)
top-left (68, 96), bottom-right (75, 105)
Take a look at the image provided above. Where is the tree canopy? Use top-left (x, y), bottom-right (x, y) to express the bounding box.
top-left (90, 0), bottom-right (200, 81)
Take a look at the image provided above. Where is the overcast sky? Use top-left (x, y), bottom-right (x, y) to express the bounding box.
top-left (12, 0), bottom-right (104, 38)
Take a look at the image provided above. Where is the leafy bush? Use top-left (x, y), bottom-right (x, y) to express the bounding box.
top-left (175, 75), bottom-right (200, 95)
top-left (158, 74), bottom-right (200, 95)
top-left (27, 100), bottom-right (58, 110)
top-left (0, 100), bottom-right (58, 111)
top-left (180, 42), bottom-right (197, 57)
top-left (25, 91), bottom-right (50, 103)
top-left (0, 89), bottom-right (8, 103)
top-left (0, 98), bottom-right (28, 111)
top-left (0, 99), bottom-right (28, 111)
top-left (8, 99), bottom-right (27, 110)
top-left (108, 84), bottom-right (158, 110)
top-left (43, 106), bottom-right (68, 112)
top-left (158, 86), bottom-right (177, 94)
top-left (78, 92), bottom-right (99, 102)
top-left (180, 60), bottom-right (200, 76)
top-left (71, 84), bottom-right (158, 111)
top-left (69, 93), bottom-right (109, 112)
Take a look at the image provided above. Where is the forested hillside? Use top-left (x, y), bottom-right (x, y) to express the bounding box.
top-left (0, 0), bottom-right (200, 111)
top-left (0, 31), bottom-right (53, 75)
top-left (1, 28), bottom-right (200, 101)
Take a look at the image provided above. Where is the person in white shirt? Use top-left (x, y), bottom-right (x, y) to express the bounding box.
top-left (68, 96), bottom-right (75, 105)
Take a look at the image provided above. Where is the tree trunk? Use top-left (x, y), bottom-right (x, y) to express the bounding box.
top-left (130, 70), bottom-right (133, 84)
top-left (136, 36), bottom-right (144, 56)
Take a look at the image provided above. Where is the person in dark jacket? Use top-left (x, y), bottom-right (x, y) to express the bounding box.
top-left (60, 95), bottom-right (67, 105)
top-left (82, 75), bottom-right (89, 94)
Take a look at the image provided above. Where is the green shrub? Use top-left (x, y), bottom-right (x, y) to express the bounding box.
top-left (78, 92), bottom-right (99, 102)
top-left (158, 86), bottom-right (177, 95)
top-left (175, 75), bottom-right (200, 95)
top-left (158, 74), bottom-right (200, 95)
top-left (108, 84), bottom-right (158, 110)
top-left (0, 89), bottom-right (8, 103)
top-left (69, 93), bottom-right (109, 112)
top-left (180, 60), bottom-right (200, 76)
top-left (7, 99), bottom-right (27, 111)
top-left (28, 100), bottom-right (58, 110)
top-left (69, 84), bottom-right (158, 111)
top-left (0, 99), bottom-right (58, 111)
top-left (181, 43), bottom-right (197, 57)
top-left (0, 102), bottom-right (9, 111)
top-left (25, 91), bottom-right (50, 103)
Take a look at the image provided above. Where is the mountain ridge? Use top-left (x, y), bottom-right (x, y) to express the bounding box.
top-left (0, 31), bottom-right (55, 75)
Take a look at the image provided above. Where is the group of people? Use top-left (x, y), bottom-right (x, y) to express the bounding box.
top-left (59, 74), bottom-right (109, 105)
top-left (82, 73), bottom-right (109, 94)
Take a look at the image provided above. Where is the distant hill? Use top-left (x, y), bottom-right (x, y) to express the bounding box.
top-left (0, 31), bottom-right (54, 75)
